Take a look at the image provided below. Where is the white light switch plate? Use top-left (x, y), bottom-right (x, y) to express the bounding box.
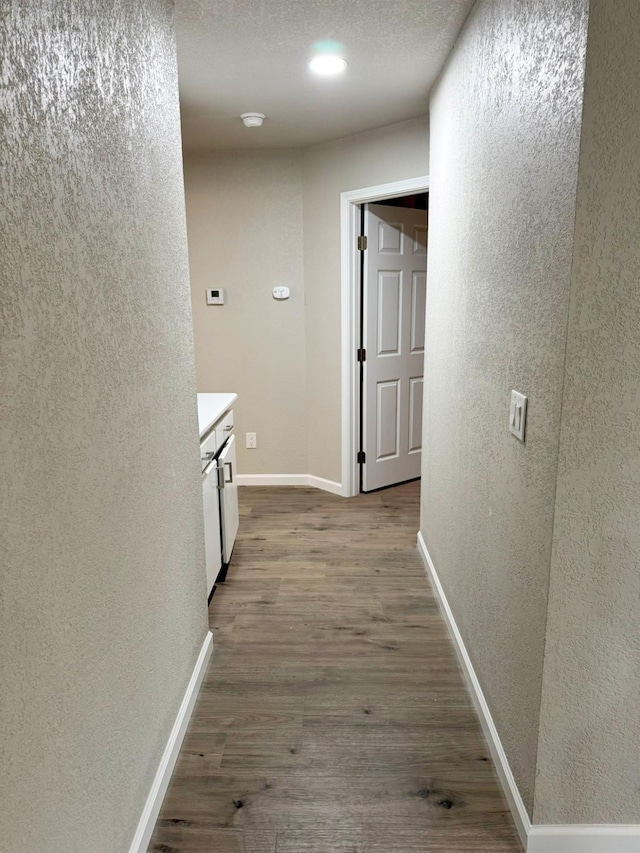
top-left (509, 390), bottom-right (528, 442)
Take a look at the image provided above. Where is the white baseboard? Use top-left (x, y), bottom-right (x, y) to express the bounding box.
top-left (417, 531), bottom-right (530, 847)
top-left (528, 825), bottom-right (640, 853)
top-left (236, 474), bottom-right (346, 496)
top-left (307, 475), bottom-right (346, 496)
top-left (129, 631), bottom-right (213, 853)
top-left (236, 474), bottom-right (310, 487)
top-left (416, 532), bottom-right (640, 853)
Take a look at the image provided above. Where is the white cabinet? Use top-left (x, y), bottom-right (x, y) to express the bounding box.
top-left (201, 426), bottom-right (222, 599)
top-left (199, 403), bottom-right (239, 599)
top-left (218, 433), bottom-right (239, 565)
top-left (202, 454), bottom-right (222, 598)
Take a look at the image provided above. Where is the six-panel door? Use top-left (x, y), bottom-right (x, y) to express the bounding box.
top-left (363, 202), bottom-right (427, 492)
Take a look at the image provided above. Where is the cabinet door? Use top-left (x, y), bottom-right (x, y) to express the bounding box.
top-left (218, 434), bottom-right (239, 564)
top-left (202, 458), bottom-right (222, 597)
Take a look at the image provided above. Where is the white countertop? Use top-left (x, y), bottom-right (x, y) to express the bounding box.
top-left (197, 393), bottom-right (238, 439)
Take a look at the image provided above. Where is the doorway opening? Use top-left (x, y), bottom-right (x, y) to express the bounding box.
top-left (359, 194), bottom-right (428, 492)
top-left (340, 176), bottom-right (430, 498)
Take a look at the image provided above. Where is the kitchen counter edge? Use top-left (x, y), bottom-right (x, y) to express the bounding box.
top-left (197, 393), bottom-right (238, 440)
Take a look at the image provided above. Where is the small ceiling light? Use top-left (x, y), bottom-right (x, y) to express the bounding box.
top-left (308, 55), bottom-right (348, 76)
top-left (241, 112), bottom-right (265, 127)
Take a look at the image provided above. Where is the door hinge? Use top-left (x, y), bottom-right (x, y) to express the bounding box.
top-left (357, 235), bottom-right (367, 251)
top-left (357, 451), bottom-right (366, 464)
top-left (357, 348), bottom-right (367, 363)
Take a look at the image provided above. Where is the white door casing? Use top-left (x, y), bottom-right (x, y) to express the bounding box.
top-left (362, 203), bottom-right (427, 492)
top-left (340, 176), bottom-right (429, 498)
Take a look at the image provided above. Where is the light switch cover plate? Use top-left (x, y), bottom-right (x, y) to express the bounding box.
top-left (509, 390), bottom-right (527, 442)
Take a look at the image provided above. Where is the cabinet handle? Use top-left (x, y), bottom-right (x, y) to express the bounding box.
top-left (225, 461), bottom-right (233, 484)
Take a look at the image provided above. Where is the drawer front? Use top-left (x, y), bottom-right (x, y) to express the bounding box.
top-left (200, 427), bottom-right (219, 465)
top-left (215, 408), bottom-right (234, 448)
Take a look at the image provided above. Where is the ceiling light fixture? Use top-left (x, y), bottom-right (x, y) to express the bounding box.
top-left (308, 55), bottom-right (348, 76)
top-left (241, 112), bottom-right (265, 127)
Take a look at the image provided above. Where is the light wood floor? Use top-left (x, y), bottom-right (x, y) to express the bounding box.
top-left (149, 482), bottom-right (521, 853)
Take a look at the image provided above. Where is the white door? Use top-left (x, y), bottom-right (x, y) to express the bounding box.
top-left (218, 434), bottom-right (239, 564)
top-left (362, 202), bottom-right (427, 492)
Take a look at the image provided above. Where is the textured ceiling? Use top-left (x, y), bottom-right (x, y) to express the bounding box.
top-left (174, 0), bottom-right (476, 151)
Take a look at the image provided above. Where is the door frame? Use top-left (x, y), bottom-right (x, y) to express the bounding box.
top-left (340, 176), bottom-right (430, 497)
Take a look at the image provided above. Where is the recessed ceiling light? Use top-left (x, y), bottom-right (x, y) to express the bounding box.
top-left (308, 55), bottom-right (348, 76)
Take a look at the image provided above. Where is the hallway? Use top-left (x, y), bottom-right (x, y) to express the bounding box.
top-left (149, 483), bottom-right (521, 852)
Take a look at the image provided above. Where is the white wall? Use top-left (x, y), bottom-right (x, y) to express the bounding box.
top-left (184, 150), bottom-right (307, 476)
top-left (421, 0), bottom-right (589, 817)
top-left (0, 3), bottom-right (208, 850)
top-left (303, 117), bottom-right (429, 483)
top-left (184, 118), bottom-right (429, 482)
top-left (534, 0), bottom-right (640, 824)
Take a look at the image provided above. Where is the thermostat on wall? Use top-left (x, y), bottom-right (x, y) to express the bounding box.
top-left (206, 288), bottom-right (225, 305)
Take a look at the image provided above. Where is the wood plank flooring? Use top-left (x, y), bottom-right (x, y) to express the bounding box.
top-left (148, 482), bottom-right (521, 853)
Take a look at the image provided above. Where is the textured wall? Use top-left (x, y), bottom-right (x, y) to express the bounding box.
top-left (421, 0), bottom-right (588, 816)
top-left (303, 117), bottom-right (429, 483)
top-left (0, 3), bottom-right (209, 852)
top-left (534, 0), bottom-right (640, 824)
top-left (184, 150), bottom-right (307, 475)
